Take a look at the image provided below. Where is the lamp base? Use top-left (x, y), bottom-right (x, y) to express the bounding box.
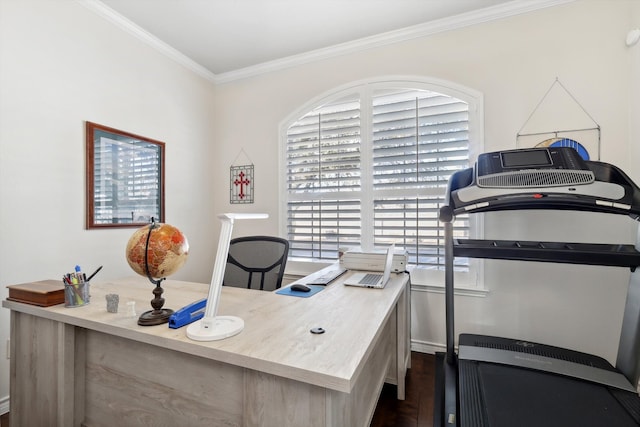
top-left (186, 316), bottom-right (244, 341)
top-left (138, 308), bottom-right (174, 326)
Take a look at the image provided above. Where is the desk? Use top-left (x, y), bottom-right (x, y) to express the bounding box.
top-left (3, 268), bottom-right (410, 427)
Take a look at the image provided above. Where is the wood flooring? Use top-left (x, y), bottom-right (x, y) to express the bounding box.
top-left (371, 351), bottom-right (436, 427)
top-left (0, 351), bottom-right (435, 427)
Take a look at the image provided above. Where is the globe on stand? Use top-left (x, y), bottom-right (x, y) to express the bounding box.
top-left (126, 219), bottom-right (189, 326)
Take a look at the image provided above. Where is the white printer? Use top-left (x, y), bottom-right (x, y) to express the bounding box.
top-left (340, 248), bottom-right (408, 273)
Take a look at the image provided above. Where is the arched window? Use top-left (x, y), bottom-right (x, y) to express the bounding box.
top-left (281, 77), bottom-right (483, 286)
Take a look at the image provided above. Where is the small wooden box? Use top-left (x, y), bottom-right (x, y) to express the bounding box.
top-left (6, 280), bottom-right (65, 307)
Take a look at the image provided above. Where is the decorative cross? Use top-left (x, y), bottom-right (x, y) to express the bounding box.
top-left (230, 164), bottom-right (254, 204)
top-left (234, 171), bottom-right (250, 199)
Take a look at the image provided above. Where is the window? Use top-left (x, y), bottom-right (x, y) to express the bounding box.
top-left (281, 78), bottom-right (483, 286)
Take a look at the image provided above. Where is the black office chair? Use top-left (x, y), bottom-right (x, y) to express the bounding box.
top-left (223, 236), bottom-right (289, 291)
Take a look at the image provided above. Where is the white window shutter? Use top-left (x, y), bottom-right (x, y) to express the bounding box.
top-left (285, 83), bottom-right (473, 272)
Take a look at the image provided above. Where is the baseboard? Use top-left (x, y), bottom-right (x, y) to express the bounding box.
top-left (0, 395), bottom-right (8, 415)
top-left (411, 339), bottom-right (445, 355)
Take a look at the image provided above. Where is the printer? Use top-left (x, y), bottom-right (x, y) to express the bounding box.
top-left (340, 248), bottom-right (408, 273)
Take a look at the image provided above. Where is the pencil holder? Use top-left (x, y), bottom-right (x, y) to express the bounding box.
top-left (64, 281), bottom-right (90, 307)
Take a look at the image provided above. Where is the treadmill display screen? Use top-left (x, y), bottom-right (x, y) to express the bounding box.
top-left (501, 150), bottom-right (552, 168)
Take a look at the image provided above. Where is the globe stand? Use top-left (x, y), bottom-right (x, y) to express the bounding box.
top-left (138, 277), bottom-right (174, 326)
top-left (137, 218), bottom-right (174, 326)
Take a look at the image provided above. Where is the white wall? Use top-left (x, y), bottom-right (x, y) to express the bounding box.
top-left (212, 0), bottom-right (640, 364)
top-left (0, 0), bottom-right (218, 407)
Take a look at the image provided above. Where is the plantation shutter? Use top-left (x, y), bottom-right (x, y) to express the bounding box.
top-left (285, 83), bottom-right (472, 272)
top-left (371, 89), bottom-right (470, 269)
top-left (286, 97), bottom-right (363, 259)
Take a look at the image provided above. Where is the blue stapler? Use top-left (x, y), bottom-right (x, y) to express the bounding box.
top-left (168, 298), bottom-right (206, 329)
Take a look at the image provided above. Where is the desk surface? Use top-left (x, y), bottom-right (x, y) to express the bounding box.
top-left (3, 268), bottom-right (408, 393)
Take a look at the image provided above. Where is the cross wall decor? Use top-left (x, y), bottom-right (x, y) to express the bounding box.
top-left (230, 164), bottom-right (254, 204)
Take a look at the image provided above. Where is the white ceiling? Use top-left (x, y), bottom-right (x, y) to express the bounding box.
top-left (85, 0), bottom-right (570, 82)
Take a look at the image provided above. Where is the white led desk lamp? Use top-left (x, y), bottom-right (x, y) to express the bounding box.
top-left (186, 213), bottom-right (268, 341)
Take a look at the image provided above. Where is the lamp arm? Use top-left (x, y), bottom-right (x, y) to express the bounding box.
top-left (202, 213), bottom-right (269, 319)
top-left (204, 215), bottom-right (235, 318)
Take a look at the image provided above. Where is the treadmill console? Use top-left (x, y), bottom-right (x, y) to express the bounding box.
top-left (441, 146), bottom-right (640, 218)
top-left (476, 147), bottom-right (595, 188)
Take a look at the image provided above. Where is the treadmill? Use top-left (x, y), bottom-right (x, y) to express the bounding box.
top-left (434, 147), bottom-right (640, 427)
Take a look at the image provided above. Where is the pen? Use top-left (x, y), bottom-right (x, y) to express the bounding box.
top-left (86, 265), bottom-right (103, 282)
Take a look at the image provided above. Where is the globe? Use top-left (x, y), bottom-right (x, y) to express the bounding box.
top-left (126, 222), bottom-right (189, 279)
top-left (126, 221), bottom-right (189, 326)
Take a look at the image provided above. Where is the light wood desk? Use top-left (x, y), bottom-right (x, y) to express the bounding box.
top-left (3, 268), bottom-right (410, 427)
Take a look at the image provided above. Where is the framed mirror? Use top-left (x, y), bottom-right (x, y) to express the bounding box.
top-left (86, 121), bottom-right (165, 229)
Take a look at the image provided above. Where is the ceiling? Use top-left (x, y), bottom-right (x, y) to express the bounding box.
top-left (87, 0), bottom-right (569, 82)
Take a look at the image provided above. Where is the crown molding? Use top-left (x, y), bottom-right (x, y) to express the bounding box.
top-left (80, 0), bottom-right (574, 85)
top-left (215, 0), bottom-right (575, 84)
top-left (77, 0), bottom-right (218, 83)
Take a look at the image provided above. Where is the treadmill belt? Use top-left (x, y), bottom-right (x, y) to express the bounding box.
top-left (460, 361), bottom-right (639, 427)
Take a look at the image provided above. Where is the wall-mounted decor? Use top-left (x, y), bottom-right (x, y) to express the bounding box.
top-left (230, 164), bottom-right (254, 204)
top-left (85, 121), bottom-right (165, 229)
top-left (517, 78), bottom-right (600, 161)
top-left (230, 148), bottom-right (254, 204)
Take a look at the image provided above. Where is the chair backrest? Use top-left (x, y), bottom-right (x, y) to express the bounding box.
top-left (223, 236), bottom-right (289, 291)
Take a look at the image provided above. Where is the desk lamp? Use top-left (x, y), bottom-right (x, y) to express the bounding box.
top-left (186, 213), bottom-right (268, 341)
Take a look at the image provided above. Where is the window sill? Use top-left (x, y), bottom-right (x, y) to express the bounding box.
top-left (409, 282), bottom-right (489, 298)
top-left (405, 265), bottom-right (487, 297)
top-left (285, 259), bottom-right (334, 277)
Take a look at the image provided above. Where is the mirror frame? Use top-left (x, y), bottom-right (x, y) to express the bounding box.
top-left (85, 121), bottom-right (165, 229)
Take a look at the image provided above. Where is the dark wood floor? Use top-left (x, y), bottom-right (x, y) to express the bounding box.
top-left (371, 351), bottom-right (435, 427)
top-left (0, 352), bottom-right (435, 427)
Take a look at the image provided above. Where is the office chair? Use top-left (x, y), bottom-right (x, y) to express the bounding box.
top-left (223, 235), bottom-right (289, 291)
